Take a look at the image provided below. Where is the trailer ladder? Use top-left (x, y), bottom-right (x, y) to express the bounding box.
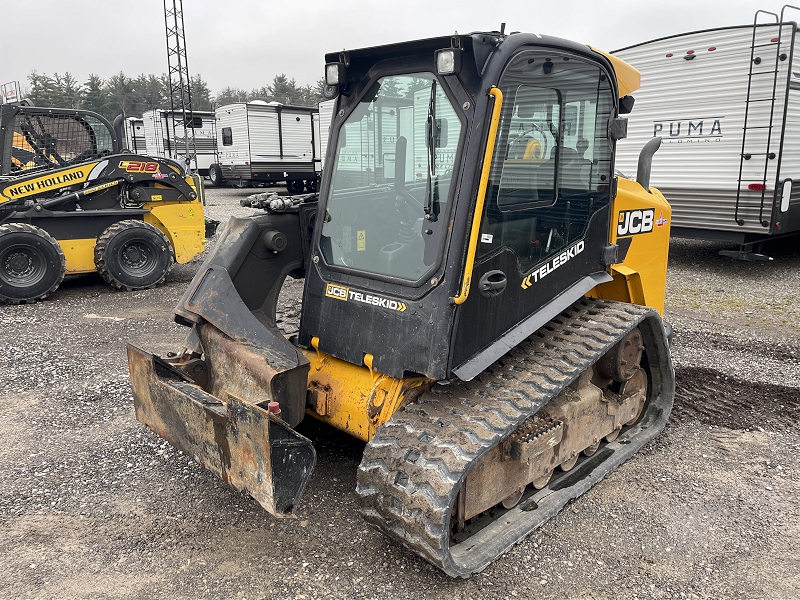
top-left (735, 10), bottom-right (788, 228)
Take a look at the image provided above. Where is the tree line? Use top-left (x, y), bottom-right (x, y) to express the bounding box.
top-left (23, 71), bottom-right (325, 122)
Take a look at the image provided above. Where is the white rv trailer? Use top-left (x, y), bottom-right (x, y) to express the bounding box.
top-left (123, 117), bottom-right (146, 154)
top-left (211, 101), bottom-right (320, 192)
top-left (142, 109), bottom-right (216, 176)
top-left (318, 99), bottom-right (336, 171)
top-left (330, 83), bottom-right (460, 190)
top-left (614, 9), bottom-right (800, 258)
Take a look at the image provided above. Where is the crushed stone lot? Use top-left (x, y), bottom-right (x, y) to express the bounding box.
top-left (1, 186), bottom-right (799, 600)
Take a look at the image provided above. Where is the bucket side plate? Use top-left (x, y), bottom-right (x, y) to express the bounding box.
top-left (127, 344), bottom-right (316, 517)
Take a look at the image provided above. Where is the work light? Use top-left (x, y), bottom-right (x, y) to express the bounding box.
top-left (435, 48), bottom-right (462, 75)
top-left (325, 63), bottom-right (346, 86)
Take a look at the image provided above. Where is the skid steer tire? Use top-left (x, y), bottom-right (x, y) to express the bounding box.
top-left (94, 220), bottom-right (173, 291)
top-left (0, 223), bottom-right (66, 304)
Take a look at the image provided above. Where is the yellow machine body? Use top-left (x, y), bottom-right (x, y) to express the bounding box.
top-left (587, 178), bottom-right (672, 314)
top-left (301, 337), bottom-right (431, 442)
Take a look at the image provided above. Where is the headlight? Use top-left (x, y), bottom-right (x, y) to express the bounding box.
top-left (435, 48), bottom-right (461, 75)
top-left (325, 63), bottom-right (346, 86)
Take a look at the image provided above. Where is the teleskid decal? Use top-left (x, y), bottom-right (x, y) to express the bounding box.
top-left (325, 283), bottom-right (407, 312)
top-left (521, 240), bottom-right (585, 289)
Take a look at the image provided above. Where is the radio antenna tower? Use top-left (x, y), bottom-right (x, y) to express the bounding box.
top-left (163, 0), bottom-right (196, 171)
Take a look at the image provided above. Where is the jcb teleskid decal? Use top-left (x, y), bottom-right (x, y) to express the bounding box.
top-left (521, 240), bottom-right (585, 289)
top-left (325, 283), bottom-right (407, 312)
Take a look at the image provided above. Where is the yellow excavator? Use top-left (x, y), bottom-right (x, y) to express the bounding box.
top-left (0, 103), bottom-right (209, 303)
top-left (128, 29), bottom-right (674, 577)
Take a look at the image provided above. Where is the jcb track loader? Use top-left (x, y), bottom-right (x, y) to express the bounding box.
top-left (128, 30), bottom-right (675, 577)
top-left (0, 104), bottom-right (209, 304)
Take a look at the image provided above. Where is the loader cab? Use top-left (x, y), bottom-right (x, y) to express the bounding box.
top-left (301, 34), bottom-right (623, 381)
top-left (0, 105), bottom-right (119, 177)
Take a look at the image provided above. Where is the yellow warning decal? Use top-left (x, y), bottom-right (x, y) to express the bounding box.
top-left (357, 230), bottom-right (366, 251)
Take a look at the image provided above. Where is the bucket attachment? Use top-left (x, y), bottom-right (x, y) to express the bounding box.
top-left (128, 344), bottom-right (316, 517)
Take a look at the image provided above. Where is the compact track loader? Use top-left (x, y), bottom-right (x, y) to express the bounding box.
top-left (128, 31), bottom-right (675, 577)
top-left (0, 104), bottom-right (208, 303)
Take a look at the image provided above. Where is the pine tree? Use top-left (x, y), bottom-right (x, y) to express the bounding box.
top-left (105, 72), bottom-right (135, 119)
top-left (82, 74), bottom-right (107, 115)
top-left (215, 87), bottom-right (250, 106)
top-left (189, 74), bottom-right (212, 111)
top-left (57, 72), bottom-right (84, 109)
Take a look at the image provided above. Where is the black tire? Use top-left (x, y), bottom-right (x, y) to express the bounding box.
top-left (305, 179), bottom-right (318, 193)
top-left (286, 179), bottom-right (305, 194)
top-left (208, 163), bottom-right (224, 187)
top-left (94, 220), bottom-right (173, 291)
top-left (0, 223), bottom-right (66, 304)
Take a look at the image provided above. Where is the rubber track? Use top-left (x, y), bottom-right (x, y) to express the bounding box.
top-left (356, 297), bottom-right (669, 577)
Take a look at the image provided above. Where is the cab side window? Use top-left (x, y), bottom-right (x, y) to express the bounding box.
top-left (478, 51), bottom-right (615, 273)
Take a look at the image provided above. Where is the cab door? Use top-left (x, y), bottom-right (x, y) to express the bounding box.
top-left (450, 48), bottom-right (618, 372)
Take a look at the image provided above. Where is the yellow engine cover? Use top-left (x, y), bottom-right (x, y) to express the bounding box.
top-left (588, 177), bottom-right (672, 314)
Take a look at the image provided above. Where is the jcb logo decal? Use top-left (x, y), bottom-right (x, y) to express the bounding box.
top-left (325, 283), bottom-right (407, 312)
top-left (119, 160), bottom-right (160, 173)
top-left (617, 209), bottom-right (655, 237)
top-left (325, 283), bottom-right (349, 300)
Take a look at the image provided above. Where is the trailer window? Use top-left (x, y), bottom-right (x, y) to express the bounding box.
top-left (320, 72), bottom-right (463, 282)
top-left (478, 50), bottom-right (615, 273)
top-left (222, 127), bottom-right (233, 146)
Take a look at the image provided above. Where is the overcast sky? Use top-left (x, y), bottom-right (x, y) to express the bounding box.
top-left (4, 0), bottom-right (793, 96)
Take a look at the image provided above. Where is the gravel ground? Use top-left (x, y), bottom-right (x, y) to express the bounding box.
top-left (1, 186), bottom-right (798, 600)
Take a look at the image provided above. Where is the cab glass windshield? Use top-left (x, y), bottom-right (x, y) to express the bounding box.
top-left (320, 73), bottom-right (462, 282)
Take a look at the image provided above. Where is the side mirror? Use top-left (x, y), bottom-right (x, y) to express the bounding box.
top-left (619, 95), bottom-right (635, 115)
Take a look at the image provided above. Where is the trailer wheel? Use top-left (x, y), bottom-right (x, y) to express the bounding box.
top-left (208, 164), bottom-right (225, 187)
top-left (305, 179), bottom-right (318, 193)
top-left (0, 223), bottom-right (66, 304)
top-left (94, 220), bottom-right (173, 291)
top-left (286, 180), bottom-right (305, 194)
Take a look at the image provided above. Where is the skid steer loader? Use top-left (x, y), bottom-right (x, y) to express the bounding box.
top-left (0, 103), bottom-right (209, 303)
top-left (128, 30), bottom-right (675, 577)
